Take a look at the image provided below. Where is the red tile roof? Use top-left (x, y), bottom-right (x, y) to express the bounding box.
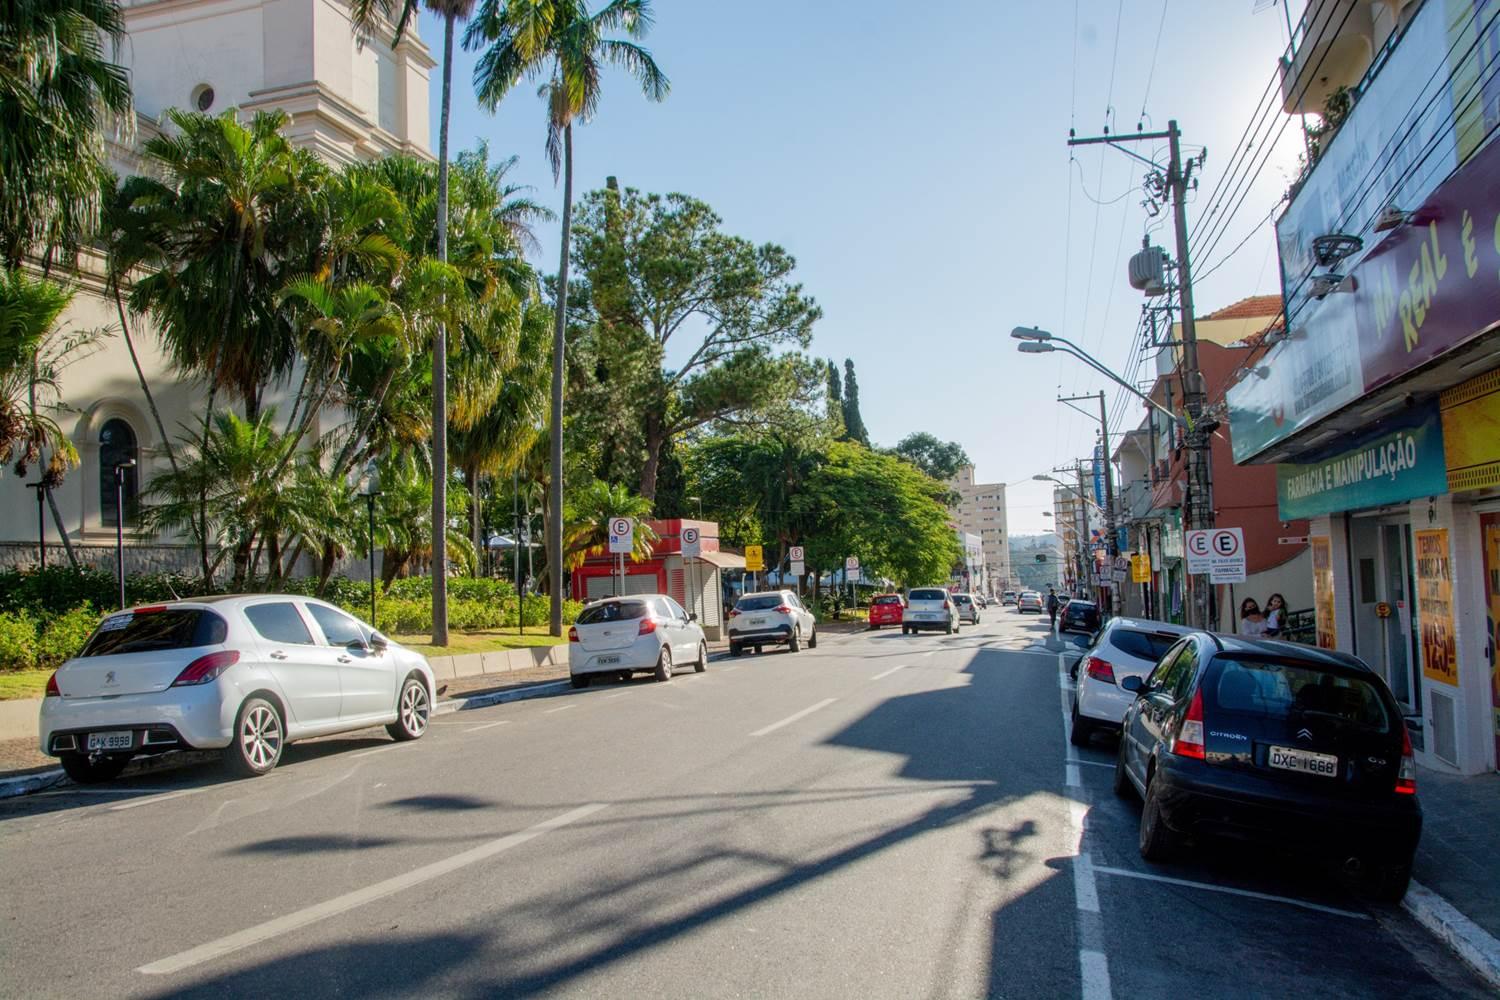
top-left (1199, 294), bottom-right (1282, 322)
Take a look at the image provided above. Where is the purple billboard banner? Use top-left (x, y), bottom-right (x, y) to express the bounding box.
top-left (1354, 135), bottom-right (1500, 391)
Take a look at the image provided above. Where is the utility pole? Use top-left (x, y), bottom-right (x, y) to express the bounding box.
top-left (1069, 119), bottom-right (1214, 627)
top-left (1075, 461), bottom-right (1092, 598)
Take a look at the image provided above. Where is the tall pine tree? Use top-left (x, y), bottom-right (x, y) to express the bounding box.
top-left (825, 359), bottom-right (846, 437)
top-left (841, 359), bottom-right (870, 446)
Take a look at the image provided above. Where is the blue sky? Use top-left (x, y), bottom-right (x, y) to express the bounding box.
top-left (422, 0), bottom-right (1306, 534)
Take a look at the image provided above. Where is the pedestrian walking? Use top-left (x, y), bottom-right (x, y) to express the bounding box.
top-left (1046, 587), bottom-right (1060, 631)
top-left (1238, 597), bottom-right (1268, 637)
top-left (1264, 593), bottom-right (1287, 637)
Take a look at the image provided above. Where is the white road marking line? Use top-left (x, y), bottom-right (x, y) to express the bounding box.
top-left (1080, 949), bottom-right (1112, 1000)
top-left (749, 698), bottom-right (837, 737)
top-left (462, 721), bottom-right (511, 733)
top-left (602, 691), bottom-right (631, 700)
top-left (39, 787), bottom-right (179, 796)
top-left (718, 665), bottom-right (740, 672)
top-left (350, 743), bottom-right (405, 759)
top-left (1075, 759), bottom-right (1114, 769)
top-left (1090, 865), bottom-right (1371, 919)
top-left (137, 802), bottom-right (609, 976)
top-left (109, 788), bottom-right (207, 811)
top-left (1073, 852), bottom-right (1100, 913)
top-left (870, 665), bottom-right (906, 681)
top-left (1065, 764), bottom-right (1082, 788)
top-left (543, 704), bottom-right (576, 714)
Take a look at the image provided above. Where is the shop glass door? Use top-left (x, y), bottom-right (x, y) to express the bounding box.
top-left (1380, 522), bottom-right (1418, 711)
top-left (1482, 513), bottom-right (1500, 766)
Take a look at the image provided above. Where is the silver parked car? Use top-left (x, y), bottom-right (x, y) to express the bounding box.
top-left (569, 594), bottom-right (707, 685)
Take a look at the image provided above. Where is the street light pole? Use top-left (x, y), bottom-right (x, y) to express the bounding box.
top-left (113, 459), bottom-right (136, 609)
top-left (513, 468), bottom-right (523, 637)
top-left (358, 465), bottom-right (382, 627)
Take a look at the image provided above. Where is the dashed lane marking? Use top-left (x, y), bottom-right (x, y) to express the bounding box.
top-left (749, 698), bottom-right (837, 738)
top-left (870, 665), bottom-right (906, 681)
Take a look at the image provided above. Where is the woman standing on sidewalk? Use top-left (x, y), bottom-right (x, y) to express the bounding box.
top-left (1238, 597), bottom-right (1268, 637)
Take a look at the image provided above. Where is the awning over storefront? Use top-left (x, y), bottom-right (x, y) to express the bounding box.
top-left (696, 549), bottom-right (746, 570)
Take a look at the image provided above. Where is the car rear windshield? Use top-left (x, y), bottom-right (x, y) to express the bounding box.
top-left (81, 609), bottom-right (228, 657)
top-left (1109, 628), bottom-right (1180, 661)
top-left (1067, 602), bottom-right (1097, 612)
top-left (736, 595), bottom-right (786, 611)
top-left (576, 601), bottom-right (649, 625)
top-left (872, 595), bottom-right (902, 605)
top-left (909, 589), bottom-right (947, 602)
top-left (1205, 657), bottom-right (1392, 733)
top-left (954, 595), bottom-right (972, 603)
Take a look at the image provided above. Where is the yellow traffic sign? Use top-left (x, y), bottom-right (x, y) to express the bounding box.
top-left (745, 544), bottom-right (764, 571)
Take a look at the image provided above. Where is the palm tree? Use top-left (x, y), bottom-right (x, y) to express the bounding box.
top-left (563, 479), bottom-right (656, 572)
top-left (465, 0), bottom-right (669, 635)
top-left (0, 0), bottom-right (132, 265)
top-left (347, 0), bottom-right (483, 646)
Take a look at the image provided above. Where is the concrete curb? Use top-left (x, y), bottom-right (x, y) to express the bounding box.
top-left (433, 679), bottom-right (572, 716)
top-left (1403, 880), bottom-right (1500, 992)
top-left (0, 768), bottom-right (65, 800)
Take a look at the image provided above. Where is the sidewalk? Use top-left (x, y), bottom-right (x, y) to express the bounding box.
top-left (1404, 764), bottom-right (1500, 988)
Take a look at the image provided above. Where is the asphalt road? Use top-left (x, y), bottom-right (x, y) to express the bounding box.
top-left (0, 613), bottom-right (1488, 999)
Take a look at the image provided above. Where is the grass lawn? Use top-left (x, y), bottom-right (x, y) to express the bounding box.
top-left (0, 669), bottom-right (53, 701)
top-left (391, 630), bottom-right (568, 658)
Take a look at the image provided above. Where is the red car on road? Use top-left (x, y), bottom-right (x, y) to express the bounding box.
top-left (868, 593), bottom-right (905, 629)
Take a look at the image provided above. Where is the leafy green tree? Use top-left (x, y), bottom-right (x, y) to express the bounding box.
top-left (466, 0), bottom-right (669, 635)
top-left (567, 186), bottom-right (823, 499)
top-left (0, 271), bottom-right (95, 476)
top-left (840, 359), bottom-right (870, 447)
top-left (891, 432), bottom-right (971, 482)
top-left (0, 0), bottom-right (132, 264)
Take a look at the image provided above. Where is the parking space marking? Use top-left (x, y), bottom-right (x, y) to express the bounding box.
top-left (350, 743), bottom-right (406, 760)
top-left (109, 787), bottom-right (207, 811)
top-left (1059, 650), bottom-right (1112, 1000)
top-left (1065, 763), bottom-right (1082, 788)
top-left (1075, 759), bottom-right (1114, 769)
top-left (38, 787), bottom-right (178, 796)
top-left (463, 721), bottom-right (511, 734)
top-left (1090, 865), bottom-right (1371, 920)
top-left (543, 704), bottom-right (577, 715)
top-left (137, 802), bottom-right (610, 976)
top-left (870, 665), bottom-right (906, 681)
top-left (602, 690), bottom-right (632, 700)
top-left (750, 698), bottom-right (837, 737)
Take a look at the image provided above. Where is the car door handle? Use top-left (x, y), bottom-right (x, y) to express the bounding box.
top-left (337, 654), bottom-right (353, 663)
top-left (269, 651), bottom-right (289, 660)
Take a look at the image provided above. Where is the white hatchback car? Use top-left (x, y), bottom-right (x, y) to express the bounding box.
top-left (39, 596), bottom-right (437, 782)
top-left (569, 594), bottom-right (707, 685)
top-left (953, 593), bottom-right (981, 624)
top-left (727, 590), bottom-right (817, 655)
top-left (1069, 616), bottom-right (1197, 745)
top-left (902, 587), bottom-right (960, 634)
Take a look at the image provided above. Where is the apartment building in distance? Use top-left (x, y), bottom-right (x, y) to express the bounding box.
top-left (947, 466), bottom-right (1011, 595)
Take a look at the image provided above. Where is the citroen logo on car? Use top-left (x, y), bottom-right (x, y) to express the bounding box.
top-left (1297, 727), bottom-right (1313, 741)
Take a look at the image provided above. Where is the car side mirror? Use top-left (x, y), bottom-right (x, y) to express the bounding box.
top-left (369, 633), bottom-right (389, 653)
top-left (1120, 676), bottom-right (1144, 694)
top-left (688, 612), bottom-right (698, 622)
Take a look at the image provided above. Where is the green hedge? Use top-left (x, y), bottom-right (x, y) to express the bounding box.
top-left (0, 568), bottom-right (580, 670)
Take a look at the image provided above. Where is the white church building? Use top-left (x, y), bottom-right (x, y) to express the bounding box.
top-left (1, 0), bottom-right (434, 572)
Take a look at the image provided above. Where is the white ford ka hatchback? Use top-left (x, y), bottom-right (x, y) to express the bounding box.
top-left (39, 596), bottom-right (437, 782)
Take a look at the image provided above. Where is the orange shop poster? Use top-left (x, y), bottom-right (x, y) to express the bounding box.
top-left (1415, 528), bottom-right (1458, 686)
top-left (1311, 537), bottom-right (1337, 650)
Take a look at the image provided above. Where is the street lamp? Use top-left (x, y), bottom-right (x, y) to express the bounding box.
top-left (358, 465), bottom-right (381, 627)
top-left (687, 495), bottom-right (703, 519)
top-left (112, 459), bottom-right (136, 608)
top-left (481, 523), bottom-right (494, 578)
top-left (1011, 326), bottom-right (1186, 428)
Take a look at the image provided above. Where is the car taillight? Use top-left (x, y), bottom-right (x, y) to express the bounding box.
top-left (1396, 722), bottom-right (1417, 795)
top-left (775, 605), bottom-right (792, 614)
top-left (638, 618), bottom-right (657, 635)
top-left (45, 672), bottom-right (60, 697)
top-left (171, 650), bottom-right (240, 686)
top-left (943, 600), bottom-right (951, 609)
top-left (1171, 688), bottom-right (1206, 760)
top-left (1084, 656), bottom-right (1115, 684)
top-left (134, 605), bottom-right (167, 614)
top-left (568, 626), bottom-right (579, 642)
top-left (728, 608), bottom-right (740, 618)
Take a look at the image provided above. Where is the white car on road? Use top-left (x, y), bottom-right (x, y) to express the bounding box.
top-left (1069, 616), bottom-right (1197, 745)
top-left (727, 590), bottom-right (817, 655)
top-left (39, 596), bottom-right (437, 782)
top-left (953, 593), bottom-right (981, 625)
top-left (569, 594), bottom-right (707, 685)
top-left (902, 587), bottom-right (960, 634)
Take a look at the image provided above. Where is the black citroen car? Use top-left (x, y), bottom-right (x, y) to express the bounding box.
top-left (1114, 633), bottom-right (1421, 900)
top-left (1059, 599), bottom-right (1101, 635)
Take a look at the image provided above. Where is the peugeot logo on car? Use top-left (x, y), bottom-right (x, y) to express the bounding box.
top-left (104, 670), bottom-right (117, 686)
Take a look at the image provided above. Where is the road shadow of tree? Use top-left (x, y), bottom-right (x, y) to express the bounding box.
top-left (146, 644), bottom-right (1088, 998)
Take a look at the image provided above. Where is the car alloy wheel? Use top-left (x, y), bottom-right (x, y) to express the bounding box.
top-left (1138, 778), bottom-right (1177, 862)
top-left (789, 628), bottom-right (801, 653)
top-left (694, 642), bottom-right (708, 672)
top-left (655, 646), bottom-right (673, 682)
top-left (808, 628), bottom-right (817, 649)
top-left (388, 676), bottom-right (430, 741)
top-left (226, 697), bottom-right (284, 777)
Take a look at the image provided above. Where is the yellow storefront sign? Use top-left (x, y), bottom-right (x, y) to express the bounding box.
top-left (1441, 367), bottom-right (1500, 493)
top-left (1414, 528), bottom-right (1458, 686)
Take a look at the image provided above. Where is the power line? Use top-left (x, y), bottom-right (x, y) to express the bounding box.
top-left (1138, 0), bottom-right (1170, 119)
